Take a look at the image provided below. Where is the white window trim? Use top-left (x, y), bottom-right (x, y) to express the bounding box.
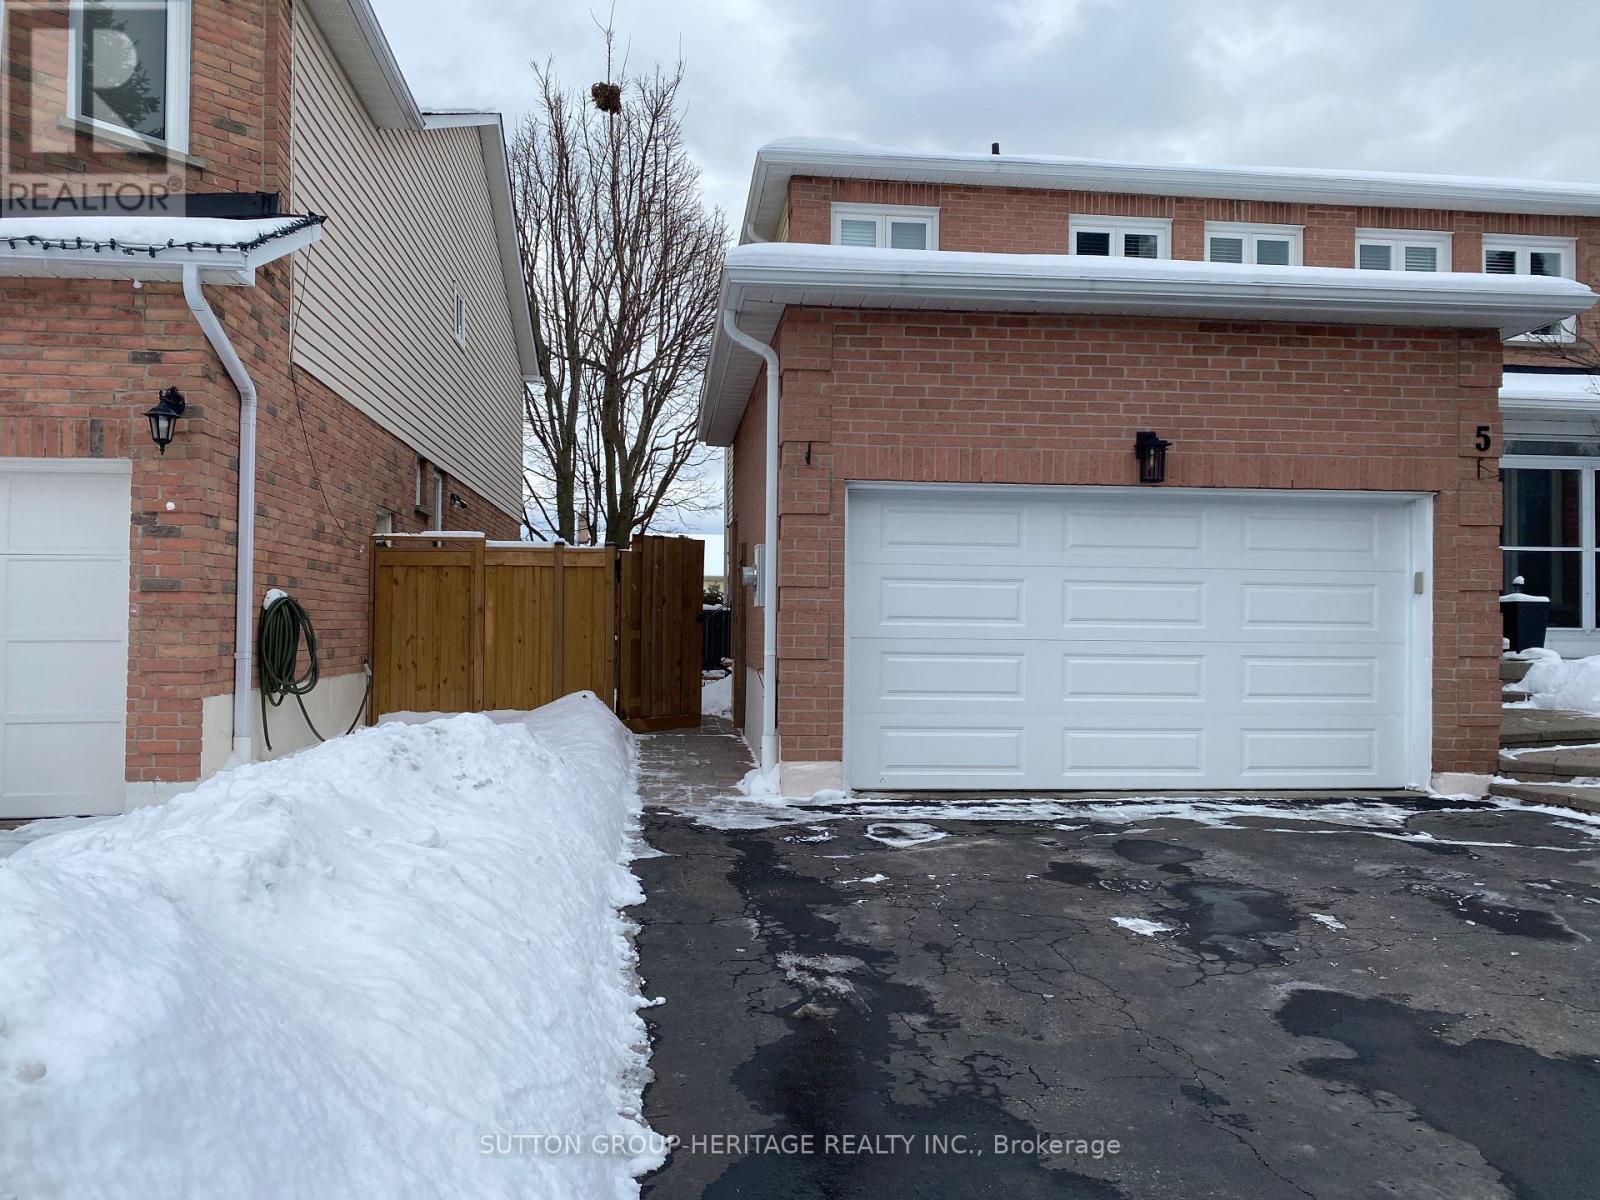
top-left (1067, 215), bottom-right (1172, 259)
top-left (830, 204), bottom-right (940, 250)
top-left (1204, 221), bottom-right (1304, 266)
top-left (431, 471), bottom-right (445, 530)
top-left (454, 292), bottom-right (468, 348)
top-left (1484, 234), bottom-right (1579, 343)
top-left (66, 0), bottom-right (192, 155)
top-left (1354, 228), bottom-right (1452, 272)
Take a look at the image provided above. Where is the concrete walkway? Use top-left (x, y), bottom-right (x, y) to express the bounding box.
top-left (634, 721), bottom-right (1600, 1199)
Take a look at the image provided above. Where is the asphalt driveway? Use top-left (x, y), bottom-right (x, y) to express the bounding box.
top-left (635, 724), bottom-right (1600, 1199)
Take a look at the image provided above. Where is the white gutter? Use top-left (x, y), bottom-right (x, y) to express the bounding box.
top-left (720, 310), bottom-right (780, 772)
top-left (182, 264), bottom-right (258, 766)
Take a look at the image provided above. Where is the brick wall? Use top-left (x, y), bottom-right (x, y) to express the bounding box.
top-left (729, 308), bottom-right (1505, 776)
top-left (0, 260), bottom-right (515, 785)
top-left (786, 177), bottom-right (1600, 366)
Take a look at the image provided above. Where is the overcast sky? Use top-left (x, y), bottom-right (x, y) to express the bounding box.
top-left (372, 0), bottom-right (1600, 541)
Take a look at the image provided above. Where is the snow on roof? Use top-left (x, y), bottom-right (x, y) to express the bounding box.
top-left (743, 138), bottom-right (1600, 240)
top-left (0, 214), bottom-right (326, 284)
top-left (1500, 372), bottom-right (1600, 409)
top-left (0, 214), bottom-right (323, 253)
top-left (699, 243), bottom-right (1598, 445)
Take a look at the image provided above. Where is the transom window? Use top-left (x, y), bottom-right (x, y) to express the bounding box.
top-left (1205, 221), bottom-right (1303, 267)
top-left (1068, 216), bottom-right (1171, 259)
top-left (1484, 235), bottom-right (1578, 341)
top-left (1501, 454), bottom-right (1600, 630)
top-left (831, 204), bottom-right (939, 251)
top-left (69, 0), bottom-right (192, 152)
top-left (1355, 229), bottom-right (1450, 273)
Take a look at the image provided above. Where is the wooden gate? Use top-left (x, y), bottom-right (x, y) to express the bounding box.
top-left (370, 533), bottom-right (702, 729)
top-left (617, 534), bottom-right (703, 731)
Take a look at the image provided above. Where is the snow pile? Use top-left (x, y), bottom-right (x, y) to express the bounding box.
top-left (1516, 649), bottom-right (1600, 714)
top-left (0, 694), bottom-right (662, 1199)
top-left (701, 671), bottom-right (732, 717)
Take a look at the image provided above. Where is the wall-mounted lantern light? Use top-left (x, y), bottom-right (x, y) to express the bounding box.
top-left (1134, 430), bottom-right (1170, 485)
top-left (448, 492), bottom-right (469, 511)
top-left (145, 387), bottom-right (186, 455)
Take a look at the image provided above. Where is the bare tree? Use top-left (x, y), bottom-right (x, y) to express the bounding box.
top-left (510, 37), bottom-right (725, 545)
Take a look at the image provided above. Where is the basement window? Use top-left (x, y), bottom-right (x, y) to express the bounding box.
top-left (69, 0), bottom-right (193, 153)
top-left (1205, 221), bottom-right (1303, 267)
top-left (1068, 216), bottom-right (1171, 259)
top-left (1355, 229), bottom-right (1451, 273)
top-left (1485, 234), bottom-right (1578, 341)
top-left (831, 204), bottom-right (939, 251)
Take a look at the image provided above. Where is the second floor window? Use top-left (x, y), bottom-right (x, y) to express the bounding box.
top-left (1068, 216), bottom-right (1170, 259)
top-left (1356, 229), bottom-right (1451, 272)
top-left (1485, 234), bottom-right (1578, 341)
top-left (1205, 222), bottom-right (1303, 267)
top-left (831, 205), bottom-right (938, 251)
top-left (70, 0), bottom-right (192, 152)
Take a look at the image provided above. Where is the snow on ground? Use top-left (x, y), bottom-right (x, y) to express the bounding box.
top-left (1515, 649), bottom-right (1600, 714)
top-left (701, 671), bottom-right (732, 718)
top-left (1112, 917), bottom-right (1172, 937)
top-left (0, 694), bottom-right (663, 1199)
top-left (1310, 913), bottom-right (1348, 930)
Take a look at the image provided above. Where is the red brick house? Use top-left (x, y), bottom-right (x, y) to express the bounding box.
top-left (0, 0), bottom-right (536, 816)
top-left (704, 140), bottom-right (1599, 796)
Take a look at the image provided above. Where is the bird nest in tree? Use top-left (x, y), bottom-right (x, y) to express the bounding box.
top-left (590, 82), bottom-right (623, 114)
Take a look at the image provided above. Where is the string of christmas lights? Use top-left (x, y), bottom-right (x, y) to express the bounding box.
top-left (1, 213), bottom-right (325, 257)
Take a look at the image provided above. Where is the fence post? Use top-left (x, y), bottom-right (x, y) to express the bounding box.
top-left (552, 542), bottom-right (566, 700)
top-left (469, 536), bottom-right (486, 711)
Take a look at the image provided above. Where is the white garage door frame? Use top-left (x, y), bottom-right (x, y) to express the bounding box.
top-left (843, 483), bottom-right (1434, 792)
top-left (1, 457), bottom-right (132, 818)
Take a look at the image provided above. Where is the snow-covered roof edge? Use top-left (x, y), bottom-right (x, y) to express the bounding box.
top-left (0, 214), bottom-right (326, 285)
top-left (743, 138), bottom-right (1600, 242)
top-left (1500, 371), bottom-right (1600, 410)
top-left (699, 243), bottom-right (1597, 445)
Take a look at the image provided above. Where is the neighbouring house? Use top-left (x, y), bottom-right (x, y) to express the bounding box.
top-left (0, 0), bottom-right (537, 817)
top-left (703, 139), bottom-right (1600, 796)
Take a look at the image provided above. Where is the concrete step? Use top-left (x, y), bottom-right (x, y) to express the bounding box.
top-left (1501, 657), bottom-right (1534, 684)
top-left (1501, 708), bottom-right (1600, 749)
top-left (1497, 744), bottom-right (1600, 783)
top-left (1488, 779), bottom-right (1600, 815)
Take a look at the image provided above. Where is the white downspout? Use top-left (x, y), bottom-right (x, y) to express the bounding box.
top-left (720, 310), bottom-right (780, 773)
top-left (182, 264), bottom-right (258, 766)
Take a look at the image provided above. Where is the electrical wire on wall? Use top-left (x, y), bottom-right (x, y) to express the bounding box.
top-left (258, 591), bottom-right (370, 751)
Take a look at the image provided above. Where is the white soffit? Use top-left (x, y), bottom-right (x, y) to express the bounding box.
top-left (698, 243), bottom-right (1597, 445)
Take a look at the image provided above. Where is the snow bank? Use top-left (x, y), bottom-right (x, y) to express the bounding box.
top-left (701, 671), bottom-right (732, 717)
top-left (0, 693), bottom-right (662, 1199)
top-left (1517, 649), bottom-right (1600, 714)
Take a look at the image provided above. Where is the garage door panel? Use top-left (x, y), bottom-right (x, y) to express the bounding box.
top-left (1, 462), bottom-right (130, 818)
top-left (847, 487), bottom-right (1419, 791)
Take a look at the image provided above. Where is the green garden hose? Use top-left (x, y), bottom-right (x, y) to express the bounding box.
top-left (258, 592), bottom-right (370, 751)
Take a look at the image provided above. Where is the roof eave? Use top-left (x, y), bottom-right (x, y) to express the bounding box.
top-left (742, 141), bottom-right (1600, 242)
top-left (699, 262), bottom-right (1596, 445)
top-left (302, 0), bottom-right (423, 130)
top-left (0, 220), bottom-right (325, 285)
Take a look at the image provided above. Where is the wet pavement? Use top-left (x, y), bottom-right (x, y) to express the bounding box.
top-left (635, 722), bottom-right (1600, 1199)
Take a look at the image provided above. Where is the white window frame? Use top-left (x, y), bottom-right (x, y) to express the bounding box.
top-left (454, 293), bottom-right (468, 347)
top-left (1067, 215), bottom-right (1172, 259)
top-left (1204, 221), bottom-right (1304, 267)
top-left (431, 470), bottom-right (445, 530)
top-left (1354, 228), bottom-right (1452, 273)
top-left (830, 204), bottom-right (940, 251)
top-left (1484, 234), bottom-right (1579, 343)
top-left (66, 0), bottom-right (193, 154)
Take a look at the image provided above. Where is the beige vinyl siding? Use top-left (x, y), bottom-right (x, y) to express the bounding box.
top-left (289, 10), bottom-right (524, 518)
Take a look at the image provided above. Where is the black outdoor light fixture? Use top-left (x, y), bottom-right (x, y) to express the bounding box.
top-left (145, 387), bottom-right (186, 455)
top-left (1134, 430), bottom-right (1171, 485)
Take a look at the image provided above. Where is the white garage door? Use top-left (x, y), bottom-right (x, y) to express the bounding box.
top-left (1, 461), bottom-right (131, 817)
top-left (846, 486), bottom-right (1423, 791)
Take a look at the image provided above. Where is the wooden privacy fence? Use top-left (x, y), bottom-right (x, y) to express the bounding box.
top-left (370, 534), bottom-right (703, 731)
